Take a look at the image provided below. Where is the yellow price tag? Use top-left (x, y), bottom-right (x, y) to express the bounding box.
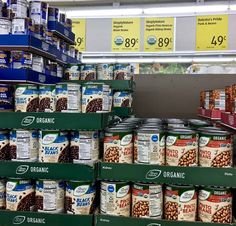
top-left (144, 17), bottom-right (175, 52)
top-left (196, 15), bottom-right (228, 51)
top-left (72, 19), bottom-right (86, 51)
top-left (112, 18), bottom-right (140, 52)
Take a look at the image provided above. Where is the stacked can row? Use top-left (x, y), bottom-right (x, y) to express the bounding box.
top-left (0, 178), bottom-right (95, 215)
top-left (101, 181), bottom-right (233, 224)
top-left (103, 118), bottom-right (233, 168)
top-left (0, 129), bottom-right (100, 165)
top-left (0, 83), bottom-right (133, 112)
top-left (66, 64), bottom-right (134, 81)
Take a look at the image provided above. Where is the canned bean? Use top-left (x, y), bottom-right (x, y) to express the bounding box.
top-left (104, 127), bottom-right (133, 163)
top-left (11, 51), bottom-right (32, 69)
top-left (9, 130), bottom-right (38, 162)
top-left (82, 83), bottom-right (109, 113)
top-left (166, 129), bottom-right (198, 166)
top-left (101, 181), bottom-right (131, 217)
top-left (0, 180), bottom-right (6, 209)
top-left (29, 1), bottom-right (48, 26)
top-left (48, 7), bottom-right (59, 23)
top-left (59, 13), bottom-right (66, 24)
top-left (7, 0), bottom-right (27, 18)
top-left (45, 29), bottom-right (53, 45)
top-left (0, 17), bottom-right (11, 34)
top-left (12, 17), bottom-right (34, 35)
top-left (198, 187), bottom-right (232, 223)
top-left (33, 24), bottom-right (45, 40)
top-left (6, 178), bottom-right (35, 211)
top-left (65, 65), bottom-right (80, 80)
top-left (209, 89), bottom-right (225, 110)
top-left (114, 64), bottom-right (131, 80)
top-left (80, 64), bottom-right (97, 81)
top-left (113, 91), bottom-right (132, 108)
top-left (199, 130), bottom-right (233, 167)
top-left (39, 130), bottom-right (69, 163)
top-left (32, 55), bottom-right (44, 73)
top-left (97, 64), bottom-right (114, 80)
top-left (164, 184), bottom-right (197, 221)
top-left (70, 131), bottom-right (99, 165)
top-left (15, 84), bottom-right (39, 112)
top-left (35, 180), bottom-right (64, 213)
top-left (55, 83), bottom-right (81, 113)
top-left (65, 181), bottom-right (96, 215)
top-left (0, 51), bottom-right (9, 68)
top-left (66, 18), bottom-right (72, 30)
top-left (0, 130), bottom-right (9, 160)
top-left (135, 127), bottom-right (165, 165)
top-left (69, 46), bottom-right (75, 58)
top-left (109, 89), bottom-right (113, 112)
top-left (39, 85), bottom-right (55, 112)
top-left (132, 183), bottom-right (163, 219)
top-left (0, 84), bottom-right (14, 111)
top-left (57, 65), bottom-right (63, 78)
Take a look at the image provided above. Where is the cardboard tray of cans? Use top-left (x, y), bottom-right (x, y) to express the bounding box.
top-left (48, 21), bottom-right (75, 45)
top-left (198, 108), bottom-right (222, 120)
top-left (0, 69), bottom-right (61, 84)
top-left (0, 161), bottom-right (96, 181)
top-left (98, 162), bottom-right (236, 188)
top-left (0, 210), bottom-right (93, 226)
top-left (0, 112), bottom-right (112, 130)
top-left (221, 112), bottom-right (236, 130)
top-left (96, 215), bottom-right (236, 226)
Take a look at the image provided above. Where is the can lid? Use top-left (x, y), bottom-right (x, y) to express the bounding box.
top-left (106, 127), bottom-right (133, 133)
top-left (167, 128), bottom-right (196, 135)
top-left (138, 127), bottom-right (163, 133)
top-left (166, 118), bottom-right (186, 124)
top-left (199, 129), bottom-right (231, 136)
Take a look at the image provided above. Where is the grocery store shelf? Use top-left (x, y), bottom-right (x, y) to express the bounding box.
top-left (198, 107), bottom-right (222, 120)
top-left (96, 215), bottom-right (235, 226)
top-left (0, 112), bottom-right (112, 130)
top-left (0, 69), bottom-right (61, 84)
top-left (0, 210), bottom-right (93, 226)
top-left (113, 107), bottom-right (133, 117)
top-left (98, 162), bottom-right (236, 187)
top-left (0, 162), bottom-right (95, 181)
top-left (221, 112), bottom-right (236, 130)
top-left (48, 21), bottom-right (75, 44)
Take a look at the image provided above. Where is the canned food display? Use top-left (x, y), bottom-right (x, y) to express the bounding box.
top-left (9, 130), bottom-right (38, 162)
top-left (11, 51), bottom-right (33, 69)
top-left (80, 64), bottom-right (97, 81)
top-left (101, 181), bottom-right (131, 216)
top-left (166, 129), bottom-right (198, 166)
top-left (114, 64), bottom-right (132, 80)
top-left (0, 180), bottom-right (5, 209)
top-left (0, 130), bottom-right (9, 160)
top-left (35, 180), bottom-right (64, 213)
top-left (97, 64), bottom-right (114, 80)
top-left (164, 184), bottom-right (197, 221)
top-left (104, 127), bottom-right (133, 163)
top-left (65, 181), bottom-right (96, 215)
top-left (198, 187), bottom-right (232, 223)
top-left (82, 83), bottom-right (109, 113)
top-left (6, 179), bottom-right (35, 211)
top-left (132, 183), bottom-right (163, 219)
top-left (0, 51), bottom-right (9, 68)
top-left (0, 84), bottom-right (14, 111)
top-left (15, 84), bottom-right (39, 112)
top-left (12, 17), bottom-right (34, 35)
top-left (199, 129), bottom-right (233, 167)
top-left (39, 130), bottom-right (69, 163)
top-left (113, 91), bottom-right (132, 108)
top-left (38, 85), bottom-right (55, 112)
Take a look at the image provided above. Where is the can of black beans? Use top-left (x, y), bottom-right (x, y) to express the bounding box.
top-left (0, 130), bottom-right (9, 160)
top-left (39, 85), bottom-right (55, 112)
top-left (80, 64), bottom-right (97, 81)
top-left (11, 51), bottom-right (32, 69)
top-left (0, 84), bottom-right (14, 111)
top-left (0, 51), bottom-right (9, 68)
top-left (0, 180), bottom-right (6, 209)
top-left (12, 17), bottom-right (34, 35)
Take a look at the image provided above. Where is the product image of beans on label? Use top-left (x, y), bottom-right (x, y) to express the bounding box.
top-left (113, 91), bottom-right (132, 108)
top-left (9, 130), bottom-right (38, 162)
top-left (15, 84), bottom-right (39, 112)
top-left (0, 130), bottom-right (9, 160)
top-left (6, 179), bottom-right (35, 211)
top-left (35, 180), bottom-right (64, 213)
top-left (39, 85), bottom-right (55, 112)
top-left (82, 83), bottom-right (109, 113)
top-left (97, 64), bottom-right (114, 80)
top-left (164, 185), bottom-right (197, 221)
top-left (199, 130), bottom-right (233, 168)
top-left (80, 64), bottom-right (96, 80)
top-left (166, 129), bottom-right (198, 166)
top-left (135, 128), bottom-right (165, 165)
top-left (101, 181), bottom-right (131, 217)
top-left (132, 183), bottom-right (163, 219)
top-left (65, 181), bottom-right (96, 215)
top-left (0, 180), bottom-right (6, 209)
top-left (198, 187), bottom-right (232, 223)
top-left (113, 64), bottom-right (132, 80)
top-left (104, 128), bottom-right (133, 163)
top-left (70, 131), bottom-right (99, 165)
top-left (39, 130), bottom-right (69, 163)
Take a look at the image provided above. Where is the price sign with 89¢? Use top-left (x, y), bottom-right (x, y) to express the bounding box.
top-left (196, 15), bottom-right (228, 51)
top-left (112, 18), bottom-right (140, 52)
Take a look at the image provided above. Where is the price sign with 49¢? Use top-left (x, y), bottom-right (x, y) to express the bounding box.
top-left (72, 18), bottom-right (86, 51)
top-left (112, 18), bottom-right (140, 52)
top-left (196, 15), bottom-right (228, 51)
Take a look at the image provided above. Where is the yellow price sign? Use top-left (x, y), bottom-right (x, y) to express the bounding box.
top-left (196, 15), bottom-right (228, 51)
top-left (112, 18), bottom-right (140, 52)
top-left (72, 19), bottom-right (86, 51)
top-left (144, 17), bottom-right (175, 52)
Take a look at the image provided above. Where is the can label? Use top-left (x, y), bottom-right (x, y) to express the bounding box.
top-left (10, 130), bottom-right (38, 162)
top-left (30, 1), bottom-right (48, 26)
top-left (0, 84), bottom-right (14, 111)
top-left (0, 131), bottom-right (9, 160)
top-left (9, 0), bottom-right (27, 18)
top-left (32, 55), bottom-right (44, 73)
top-left (80, 64), bottom-right (96, 80)
top-left (0, 51), bottom-right (9, 68)
top-left (199, 133), bottom-right (232, 167)
top-left (0, 180), bottom-right (6, 209)
top-left (48, 7), bottom-right (59, 22)
top-left (12, 18), bottom-right (34, 35)
top-left (39, 85), bottom-right (55, 112)
top-left (166, 133), bottom-right (198, 166)
top-left (101, 182), bottom-right (131, 216)
top-left (97, 64), bottom-right (113, 80)
top-left (39, 131), bottom-right (69, 163)
top-left (65, 181), bottom-right (95, 215)
top-left (114, 64), bottom-right (131, 80)
top-left (6, 179), bottom-right (34, 211)
top-left (132, 183), bottom-right (163, 219)
top-left (11, 51), bottom-right (32, 69)
top-left (65, 65), bottom-right (80, 81)
top-left (104, 131), bottom-right (133, 163)
top-left (36, 180), bottom-right (64, 213)
top-left (198, 188), bottom-right (232, 223)
top-left (0, 18), bottom-right (11, 34)
top-left (113, 91), bottom-right (132, 108)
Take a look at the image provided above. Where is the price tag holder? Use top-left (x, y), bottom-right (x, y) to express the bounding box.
top-left (196, 15), bottom-right (228, 51)
top-left (144, 17), bottom-right (175, 52)
top-left (112, 18), bottom-right (140, 52)
top-left (72, 19), bottom-right (86, 51)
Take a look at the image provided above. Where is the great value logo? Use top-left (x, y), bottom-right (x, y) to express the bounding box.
top-left (13, 216), bottom-right (26, 225)
top-left (145, 170), bottom-right (162, 180)
top-left (16, 165), bottom-right (29, 175)
top-left (21, 116), bottom-right (35, 126)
